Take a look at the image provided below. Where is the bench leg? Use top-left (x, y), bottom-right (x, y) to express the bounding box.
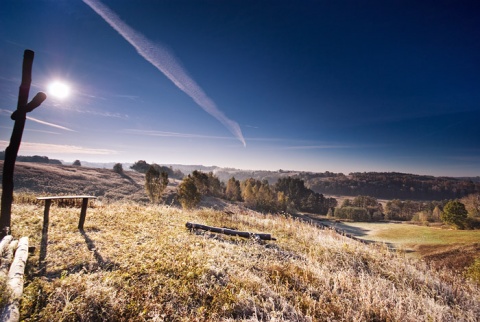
top-left (78, 198), bottom-right (89, 230)
top-left (39, 199), bottom-right (51, 274)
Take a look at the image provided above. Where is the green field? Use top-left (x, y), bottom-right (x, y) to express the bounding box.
top-left (341, 222), bottom-right (480, 246)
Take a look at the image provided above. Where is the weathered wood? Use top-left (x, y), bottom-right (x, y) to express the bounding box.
top-left (0, 238), bottom-right (18, 280)
top-left (36, 195), bottom-right (98, 200)
top-left (78, 198), bottom-right (89, 230)
top-left (0, 50), bottom-right (46, 238)
top-left (186, 222), bottom-right (276, 241)
top-left (0, 237), bottom-right (29, 322)
top-left (0, 235), bottom-right (13, 256)
top-left (36, 196), bottom-right (97, 231)
top-left (0, 236), bottom-right (15, 280)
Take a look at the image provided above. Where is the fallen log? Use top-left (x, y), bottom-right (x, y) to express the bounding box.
top-left (0, 236), bottom-right (29, 322)
top-left (0, 235), bottom-right (13, 256)
top-left (186, 222), bottom-right (276, 241)
top-left (0, 239), bottom-right (18, 279)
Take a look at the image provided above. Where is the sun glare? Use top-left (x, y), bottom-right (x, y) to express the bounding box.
top-left (48, 81), bottom-right (71, 99)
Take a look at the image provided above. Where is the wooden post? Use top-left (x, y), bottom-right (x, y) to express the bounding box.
top-left (78, 198), bottom-right (89, 230)
top-left (39, 199), bottom-right (51, 274)
top-left (0, 50), bottom-right (46, 238)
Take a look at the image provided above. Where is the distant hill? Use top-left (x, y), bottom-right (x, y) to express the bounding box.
top-left (174, 167), bottom-right (479, 201)
top-left (141, 164), bottom-right (479, 201)
top-left (0, 151), bottom-right (62, 165)
top-left (303, 172), bottom-right (480, 201)
top-left (4, 154), bottom-right (479, 202)
top-left (174, 166), bottom-right (479, 201)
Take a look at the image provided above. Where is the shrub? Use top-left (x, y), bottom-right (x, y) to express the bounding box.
top-left (130, 160), bottom-right (150, 173)
top-left (178, 175), bottom-right (201, 209)
top-left (0, 277), bottom-right (11, 313)
top-left (145, 165), bottom-right (168, 203)
top-left (334, 207), bottom-right (371, 221)
top-left (72, 160), bottom-right (81, 166)
top-left (465, 258), bottom-right (480, 284)
top-left (113, 163), bottom-right (123, 174)
top-left (441, 200), bottom-right (468, 229)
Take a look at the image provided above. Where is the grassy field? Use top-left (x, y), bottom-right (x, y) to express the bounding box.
top-left (1, 199), bottom-right (478, 321)
top-left (335, 222), bottom-right (480, 245)
top-left (328, 221), bottom-right (480, 272)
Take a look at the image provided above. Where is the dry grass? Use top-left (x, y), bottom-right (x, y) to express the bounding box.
top-left (0, 161), bottom-right (149, 203)
top-left (5, 199), bottom-right (479, 321)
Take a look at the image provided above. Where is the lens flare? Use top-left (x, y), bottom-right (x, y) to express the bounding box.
top-left (48, 81), bottom-right (70, 99)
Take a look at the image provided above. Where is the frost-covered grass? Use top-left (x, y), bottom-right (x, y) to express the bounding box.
top-left (7, 200), bottom-right (480, 321)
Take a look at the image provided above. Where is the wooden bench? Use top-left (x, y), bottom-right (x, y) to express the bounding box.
top-left (36, 195), bottom-right (97, 230)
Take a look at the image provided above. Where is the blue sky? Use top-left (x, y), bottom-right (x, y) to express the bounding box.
top-left (1, 0), bottom-right (479, 176)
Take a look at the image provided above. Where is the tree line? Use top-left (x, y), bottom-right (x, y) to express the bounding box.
top-left (133, 161), bottom-right (479, 229)
top-left (305, 172), bottom-right (480, 201)
top-left (141, 164), bottom-right (336, 214)
top-left (130, 160), bottom-right (185, 179)
top-left (179, 172), bottom-right (336, 214)
top-left (333, 194), bottom-right (480, 229)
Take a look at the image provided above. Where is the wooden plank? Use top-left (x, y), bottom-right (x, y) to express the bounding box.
top-left (186, 222), bottom-right (276, 241)
top-left (37, 196), bottom-right (97, 232)
top-left (36, 195), bottom-right (97, 200)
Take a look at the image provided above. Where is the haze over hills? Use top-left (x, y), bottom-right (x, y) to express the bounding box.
top-left (73, 159), bottom-right (480, 201)
top-left (1, 154), bottom-right (479, 202)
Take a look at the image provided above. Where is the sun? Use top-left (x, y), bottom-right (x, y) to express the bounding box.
top-left (47, 81), bottom-right (71, 99)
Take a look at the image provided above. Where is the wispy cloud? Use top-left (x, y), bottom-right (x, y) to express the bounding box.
top-left (83, 0), bottom-right (246, 147)
top-left (273, 142), bottom-right (389, 150)
top-left (0, 109), bottom-right (75, 132)
top-left (25, 129), bottom-right (61, 135)
top-left (26, 116), bottom-right (76, 132)
top-left (70, 107), bottom-right (129, 119)
top-left (280, 144), bottom-right (359, 150)
top-left (123, 129), bottom-right (234, 141)
top-left (0, 140), bottom-right (118, 155)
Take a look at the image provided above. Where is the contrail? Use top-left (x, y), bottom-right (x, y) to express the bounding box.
top-left (82, 0), bottom-right (246, 147)
top-left (26, 116), bottom-right (76, 132)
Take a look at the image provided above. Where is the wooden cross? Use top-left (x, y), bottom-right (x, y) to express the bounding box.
top-left (0, 50), bottom-right (47, 238)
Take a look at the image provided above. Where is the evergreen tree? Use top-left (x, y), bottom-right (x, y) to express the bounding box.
top-left (113, 163), bottom-right (123, 174)
top-left (225, 177), bottom-right (242, 201)
top-left (441, 200), bottom-right (468, 229)
top-left (131, 160), bottom-right (150, 173)
top-left (241, 179), bottom-right (257, 208)
top-left (178, 175), bottom-right (201, 209)
top-left (207, 172), bottom-right (224, 197)
top-left (145, 165), bottom-right (169, 203)
top-left (191, 170), bottom-right (209, 195)
top-left (276, 191), bottom-right (288, 212)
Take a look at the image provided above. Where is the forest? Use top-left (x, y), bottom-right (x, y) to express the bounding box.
top-left (303, 171), bottom-right (480, 200)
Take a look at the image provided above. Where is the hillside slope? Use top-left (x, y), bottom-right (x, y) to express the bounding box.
top-left (7, 201), bottom-right (479, 321)
top-left (0, 161), bottom-right (148, 202)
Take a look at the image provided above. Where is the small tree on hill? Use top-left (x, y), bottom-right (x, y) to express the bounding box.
top-left (131, 160), bottom-right (150, 173)
top-left (225, 177), bottom-right (242, 201)
top-left (441, 200), bottom-right (468, 229)
top-left (145, 165), bottom-right (168, 203)
top-left (73, 160), bottom-right (81, 166)
top-left (178, 175), bottom-right (201, 209)
top-left (113, 163), bottom-right (123, 174)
